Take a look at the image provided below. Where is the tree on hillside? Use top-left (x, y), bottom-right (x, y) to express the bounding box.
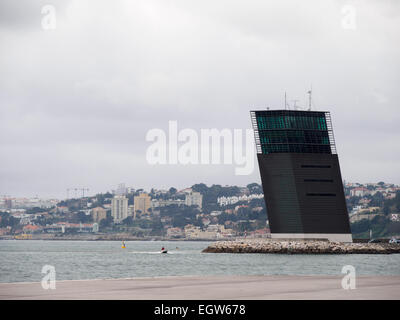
top-left (26, 207), bottom-right (47, 214)
top-left (370, 192), bottom-right (384, 207)
top-left (0, 212), bottom-right (19, 229)
top-left (247, 183), bottom-right (263, 194)
top-left (122, 216), bottom-right (134, 226)
top-left (77, 211), bottom-right (92, 223)
top-left (191, 183), bottom-right (208, 194)
top-left (99, 212), bottom-right (113, 230)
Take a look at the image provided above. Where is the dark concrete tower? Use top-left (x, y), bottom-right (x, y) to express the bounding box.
top-left (250, 109), bottom-right (352, 242)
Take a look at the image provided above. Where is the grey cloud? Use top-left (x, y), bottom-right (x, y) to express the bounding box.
top-left (0, 0), bottom-right (399, 198)
top-left (0, 0), bottom-right (69, 30)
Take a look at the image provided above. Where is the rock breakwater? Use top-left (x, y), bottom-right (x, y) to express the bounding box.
top-left (202, 239), bottom-right (400, 254)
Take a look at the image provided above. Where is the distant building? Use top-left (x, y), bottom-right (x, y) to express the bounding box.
top-left (351, 205), bottom-right (363, 214)
top-left (249, 228), bottom-right (271, 238)
top-left (0, 228), bottom-right (10, 236)
top-left (152, 189), bottom-right (169, 196)
top-left (183, 224), bottom-right (233, 240)
top-left (5, 199), bottom-right (12, 209)
top-left (390, 214), bottom-right (400, 222)
top-left (201, 217), bottom-right (211, 226)
top-left (385, 192), bottom-right (396, 200)
top-left (22, 224), bottom-right (41, 234)
top-left (206, 224), bottom-right (221, 232)
top-left (92, 223), bottom-right (99, 233)
top-left (115, 183), bottom-right (127, 196)
top-left (184, 225), bottom-right (214, 239)
top-left (134, 193), bottom-right (151, 218)
top-left (57, 206), bottom-right (69, 214)
top-left (350, 187), bottom-right (369, 197)
top-left (91, 207), bottom-right (107, 223)
top-left (43, 222), bottom-right (97, 233)
top-left (111, 196), bottom-right (129, 223)
top-left (359, 198), bottom-right (371, 205)
top-left (210, 211), bottom-right (222, 216)
top-left (350, 212), bottom-right (383, 223)
top-left (166, 227), bottom-right (184, 238)
top-left (185, 191), bottom-right (203, 209)
top-left (161, 216), bottom-right (172, 224)
top-left (234, 204), bottom-right (248, 214)
top-left (151, 199), bottom-right (184, 210)
top-left (217, 194), bottom-right (263, 206)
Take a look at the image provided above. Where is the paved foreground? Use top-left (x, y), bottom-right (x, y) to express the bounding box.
top-left (1, 275), bottom-right (399, 300)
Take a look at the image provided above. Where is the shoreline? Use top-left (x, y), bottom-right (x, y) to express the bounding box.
top-left (0, 235), bottom-right (217, 241)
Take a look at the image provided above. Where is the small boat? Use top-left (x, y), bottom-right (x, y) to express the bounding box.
top-left (161, 247), bottom-right (168, 254)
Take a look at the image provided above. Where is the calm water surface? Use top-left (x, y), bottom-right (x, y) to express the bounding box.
top-left (0, 240), bottom-right (399, 283)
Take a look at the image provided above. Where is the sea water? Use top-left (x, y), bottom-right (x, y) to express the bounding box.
top-left (0, 240), bottom-right (399, 283)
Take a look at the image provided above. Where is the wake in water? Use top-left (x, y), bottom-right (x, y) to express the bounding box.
top-left (128, 251), bottom-right (178, 254)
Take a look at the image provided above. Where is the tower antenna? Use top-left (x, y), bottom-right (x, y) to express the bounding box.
top-left (307, 86), bottom-right (312, 111)
top-left (285, 92), bottom-right (287, 110)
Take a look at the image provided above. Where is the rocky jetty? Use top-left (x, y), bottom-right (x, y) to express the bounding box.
top-left (202, 239), bottom-right (400, 254)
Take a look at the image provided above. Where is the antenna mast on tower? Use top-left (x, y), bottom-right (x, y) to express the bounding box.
top-left (307, 86), bottom-right (312, 111)
top-left (291, 100), bottom-right (299, 110)
top-left (284, 92), bottom-right (287, 110)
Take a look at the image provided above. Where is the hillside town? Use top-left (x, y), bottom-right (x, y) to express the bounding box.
top-left (1, 181), bottom-right (399, 240)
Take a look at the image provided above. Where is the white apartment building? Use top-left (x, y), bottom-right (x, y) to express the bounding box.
top-left (111, 195), bottom-right (129, 223)
top-left (350, 187), bottom-right (369, 197)
top-left (185, 192), bottom-right (203, 210)
top-left (151, 199), bottom-right (185, 210)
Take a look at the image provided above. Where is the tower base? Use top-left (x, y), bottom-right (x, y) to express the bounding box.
top-left (271, 233), bottom-right (353, 243)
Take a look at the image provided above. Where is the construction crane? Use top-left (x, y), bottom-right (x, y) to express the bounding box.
top-left (80, 188), bottom-right (89, 198)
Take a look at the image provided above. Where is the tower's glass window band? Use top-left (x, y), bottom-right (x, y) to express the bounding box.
top-left (252, 110), bottom-right (335, 155)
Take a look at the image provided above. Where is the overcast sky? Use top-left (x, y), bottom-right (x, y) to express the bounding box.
top-left (0, 0), bottom-right (399, 199)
